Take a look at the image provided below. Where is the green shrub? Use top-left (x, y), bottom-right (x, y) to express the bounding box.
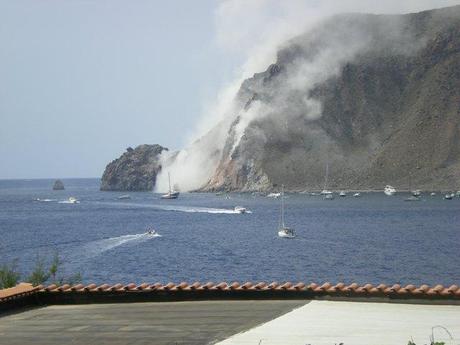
top-left (0, 252), bottom-right (82, 288)
top-left (0, 260), bottom-right (20, 289)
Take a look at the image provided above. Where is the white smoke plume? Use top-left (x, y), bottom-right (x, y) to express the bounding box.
top-left (156, 0), bottom-right (460, 192)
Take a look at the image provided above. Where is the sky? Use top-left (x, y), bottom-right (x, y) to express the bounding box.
top-left (1, 0), bottom-right (459, 179)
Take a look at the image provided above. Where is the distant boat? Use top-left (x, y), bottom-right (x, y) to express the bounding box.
top-left (68, 197), bottom-right (79, 204)
top-left (320, 161), bottom-right (333, 196)
top-left (146, 227), bottom-right (159, 237)
top-left (161, 172), bottom-right (180, 199)
top-left (353, 192), bottom-right (361, 197)
top-left (444, 193), bottom-right (454, 200)
top-left (278, 185), bottom-right (295, 239)
top-left (118, 194), bottom-right (131, 200)
top-left (384, 185), bottom-right (396, 196)
top-left (430, 192), bottom-right (436, 196)
top-left (324, 193), bottom-right (334, 200)
top-left (267, 192), bottom-right (281, 198)
top-left (339, 191), bottom-right (347, 197)
top-left (234, 206), bottom-right (247, 214)
top-left (412, 190), bottom-right (421, 197)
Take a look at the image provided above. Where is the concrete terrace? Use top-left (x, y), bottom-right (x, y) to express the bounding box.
top-left (1, 282), bottom-right (460, 344)
top-left (0, 300), bottom-right (304, 345)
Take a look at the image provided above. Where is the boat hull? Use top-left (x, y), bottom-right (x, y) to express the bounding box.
top-left (278, 230), bottom-right (295, 238)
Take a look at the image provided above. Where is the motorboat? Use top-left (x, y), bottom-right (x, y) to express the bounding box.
top-left (161, 172), bottom-right (180, 199)
top-left (324, 193), bottom-right (334, 200)
top-left (384, 185), bottom-right (396, 196)
top-left (234, 206), bottom-right (247, 214)
top-left (118, 194), bottom-right (131, 200)
top-left (444, 193), bottom-right (454, 200)
top-left (277, 185), bottom-right (295, 239)
top-left (68, 197), bottom-right (79, 204)
top-left (412, 190), bottom-right (421, 197)
top-left (267, 192), bottom-right (281, 198)
top-left (430, 192), bottom-right (436, 196)
top-left (146, 227), bottom-right (158, 236)
top-left (339, 191), bottom-right (347, 197)
top-left (353, 193), bottom-right (361, 197)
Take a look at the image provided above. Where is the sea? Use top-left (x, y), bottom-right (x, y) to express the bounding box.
top-left (0, 178), bottom-right (459, 286)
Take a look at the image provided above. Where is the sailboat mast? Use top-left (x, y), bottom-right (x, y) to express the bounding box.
top-left (168, 172), bottom-right (171, 193)
top-left (281, 184), bottom-right (285, 228)
top-left (324, 161), bottom-right (329, 190)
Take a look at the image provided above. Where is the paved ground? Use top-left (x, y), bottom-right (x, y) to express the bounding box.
top-left (0, 300), bottom-right (306, 345)
top-left (217, 300), bottom-right (460, 345)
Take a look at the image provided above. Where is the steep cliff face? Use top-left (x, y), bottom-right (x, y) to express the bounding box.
top-left (100, 144), bottom-right (167, 191)
top-left (202, 6), bottom-right (460, 191)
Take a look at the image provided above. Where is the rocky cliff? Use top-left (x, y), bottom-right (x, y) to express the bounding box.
top-left (201, 6), bottom-right (460, 192)
top-left (100, 144), bottom-right (166, 191)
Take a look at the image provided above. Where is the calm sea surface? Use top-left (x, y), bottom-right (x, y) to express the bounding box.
top-left (0, 178), bottom-right (459, 286)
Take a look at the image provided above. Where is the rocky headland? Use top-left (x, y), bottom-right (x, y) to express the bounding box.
top-left (101, 6), bottom-right (460, 192)
top-left (100, 144), bottom-right (166, 191)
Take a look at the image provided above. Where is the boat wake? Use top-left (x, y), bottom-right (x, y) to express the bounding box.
top-left (75, 233), bottom-right (159, 259)
top-left (155, 205), bottom-right (252, 214)
top-left (35, 198), bottom-right (57, 202)
top-left (98, 201), bottom-right (250, 214)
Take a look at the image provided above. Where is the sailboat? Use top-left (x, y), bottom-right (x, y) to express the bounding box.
top-left (405, 173), bottom-right (421, 201)
top-left (161, 172), bottom-right (180, 199)
top-left (321, 161), bottom-right (334, 199)
top-left (277, 185), bottom-right (295, 239)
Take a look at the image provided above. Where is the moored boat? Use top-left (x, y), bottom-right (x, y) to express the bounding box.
top-left (161, 172), bottom-right (180, 199)
top-left (384, 185), bottom-right (396, 196)
top-left (277, 185), bottom-right (295, 239)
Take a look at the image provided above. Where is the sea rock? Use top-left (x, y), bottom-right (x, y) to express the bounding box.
top-left (52, 179), bottom-right (65, 190)
top-left (100, 144), bottom-right (167, 191)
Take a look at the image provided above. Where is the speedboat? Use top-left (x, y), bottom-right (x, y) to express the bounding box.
top-left (267, 192), bottom-right (281, 198)
top-left (68, 197), bottom-right (79, 204)
top-left (412, 190), bottom-right (421, 197)
top-left (339, 191), bottom-right (346, 197)
top-left (353, 193), bottom-right (361, 197)
top-left (146, 228), bottom-right (158, 236)
top-left (118, 194), bottom-right (131, 200)
top-left (277, 185), bottom-right (296, 239)
top-left (384, 185), bottom-right (396, 196)
top-left (234, 206), bottom-right (247, 214)
top-left (430, 192), bottom-right (436, 196)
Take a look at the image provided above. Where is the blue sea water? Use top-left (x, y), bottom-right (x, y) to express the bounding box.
top-left (0, 178), bottom-right (459, 286)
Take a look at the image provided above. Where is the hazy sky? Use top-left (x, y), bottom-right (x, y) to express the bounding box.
top-left (1, 0), bottom-right (459, 179)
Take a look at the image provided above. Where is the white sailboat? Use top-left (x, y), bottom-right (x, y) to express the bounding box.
top-left (321, 161), bottom-right (333, 198)
top-left (277, 185), bottom-right (295, 239)
top-left (161, 172), bottom-right (180, 199)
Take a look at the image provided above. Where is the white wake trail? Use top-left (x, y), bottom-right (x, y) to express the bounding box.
top-left (75, 233), bottom-right (159, 259)
top-left (98, 201), bottom-right (249, 214)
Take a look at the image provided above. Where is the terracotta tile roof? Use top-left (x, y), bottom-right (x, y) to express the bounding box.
top-left (0, 283), bottom-right (38, 302)
top-left (1, 282), bottom-right (459, 306)
top-left (35, 282), bottom-right (460, 296)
